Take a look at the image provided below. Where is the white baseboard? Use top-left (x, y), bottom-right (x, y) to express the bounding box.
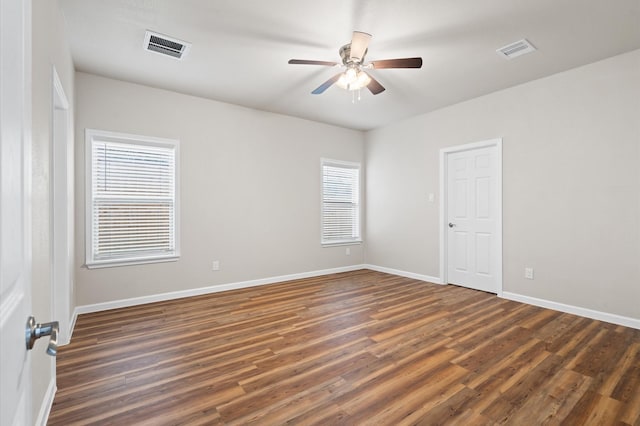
top-left (502, 291), bottom-right (640, 330)
top-left (68, 308), bottom-right (78, 343)
top-left (74, 264), bottom-right (367, 315)
top-left (363, 264), bottom-right (443, 284)
top-left (35, 376), bottom-right (56, 426)
top-left (71, 265), bottom-right (639, 331)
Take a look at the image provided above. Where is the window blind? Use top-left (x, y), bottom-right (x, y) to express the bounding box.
top-left (87, 132), bottom-right (178, 266)
top-left (321, 160), bottom-right (361, 244)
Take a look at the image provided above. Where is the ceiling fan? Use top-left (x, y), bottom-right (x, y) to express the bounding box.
top-left (288, 31), bottom-right (422, 96)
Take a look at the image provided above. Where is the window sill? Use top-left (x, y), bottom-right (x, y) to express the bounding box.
top-left (86, 255), bottom-right (179, 269)
top-left (321, 240), bottom-right (363, 248)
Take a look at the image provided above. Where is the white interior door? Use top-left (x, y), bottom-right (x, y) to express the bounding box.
top-left (0, 0), bottom-right (33, 424)
top-left (446, 143), bottom-right (500, 293)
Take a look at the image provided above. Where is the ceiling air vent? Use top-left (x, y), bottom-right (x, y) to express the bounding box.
top-left (496, 39), bottom-right (536, 60)
top-left (144, 30), bottom-right (191, 60)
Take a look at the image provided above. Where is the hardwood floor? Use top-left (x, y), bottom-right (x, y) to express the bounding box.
top-left (49, 270), bottom-right (640, 425)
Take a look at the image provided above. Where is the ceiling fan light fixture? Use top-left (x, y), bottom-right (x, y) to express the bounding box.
top-left (336, 68), bottom-right (371, 91)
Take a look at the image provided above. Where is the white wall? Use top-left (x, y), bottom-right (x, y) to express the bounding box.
top-left (74, 73), bottom-right (365, 306)
top-left (365, 50), bottom-right (640, 320)
top-left (31, 0), bottom-right (75, 422)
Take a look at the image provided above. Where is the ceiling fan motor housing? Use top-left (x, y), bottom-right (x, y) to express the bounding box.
top-left (340, 44), bottom-right (367, 65)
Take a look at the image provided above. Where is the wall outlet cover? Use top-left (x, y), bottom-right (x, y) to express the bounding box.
top-left (525, 267), bottom-right (534, 279)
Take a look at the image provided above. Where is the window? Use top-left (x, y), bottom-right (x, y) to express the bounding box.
top-left (321, 159), bottom-right (361, 245)
top-left (85, 129), bottom-right (179, 268)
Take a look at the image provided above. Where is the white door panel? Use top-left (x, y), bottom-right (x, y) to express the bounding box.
top-left (453, 231), bottom-right (468, 272)
top-left (476, 233), bottom-right (491, 275)
top-left (446, 144), bottom-right (500, 293)
top-left (1, 0), bottom-right (33, 424)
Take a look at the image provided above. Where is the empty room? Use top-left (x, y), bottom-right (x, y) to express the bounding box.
top-left (1, 0), bottom-right (639, 424)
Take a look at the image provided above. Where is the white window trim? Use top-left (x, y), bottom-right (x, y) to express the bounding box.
top-left (85, 129), bottom-right (180, 268)
top-left (320, 158), bottom-right (362, 246)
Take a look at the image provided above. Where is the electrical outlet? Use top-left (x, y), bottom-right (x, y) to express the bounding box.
top-left (346, 247), bottom-right (351, 256)
top-left (212, 260), bottom-right (220, 271)
top-left (525, 267), bottom-right (534, 280)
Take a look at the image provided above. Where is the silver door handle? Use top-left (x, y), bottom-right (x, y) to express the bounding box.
top-left (448, 222), bottom-right (456, 228)
top-left (26, 316), bottom-right (59, 356)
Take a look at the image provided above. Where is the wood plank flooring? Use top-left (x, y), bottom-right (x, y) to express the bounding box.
top-left (49, 270), bottom-right (640, 425)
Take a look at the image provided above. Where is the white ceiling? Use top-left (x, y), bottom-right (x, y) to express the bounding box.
top-left (59, 0), bottom-right (640, 131)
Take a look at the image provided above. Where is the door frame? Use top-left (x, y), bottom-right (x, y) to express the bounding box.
top-left (51, 66), bottom-right (73, 345)
top-left (439, 138), bottom-right (503, 296)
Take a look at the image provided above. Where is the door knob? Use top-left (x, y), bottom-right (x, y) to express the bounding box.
top-left (448, 222), bottom-right (456, 228)
top-left (26, 316), bottom-right (59, 356)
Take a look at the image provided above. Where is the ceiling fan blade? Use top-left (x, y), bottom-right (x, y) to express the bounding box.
top-left (365, 72), bottom-right (385, 95)
top-left (311, 73), bottom-right (342, 94)
top-left (350, 31), bottom-right (371, 62)
top-left (370, 57), bottom-right (423, 69)
top-left (288, 59), bottom-right (339, 66)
